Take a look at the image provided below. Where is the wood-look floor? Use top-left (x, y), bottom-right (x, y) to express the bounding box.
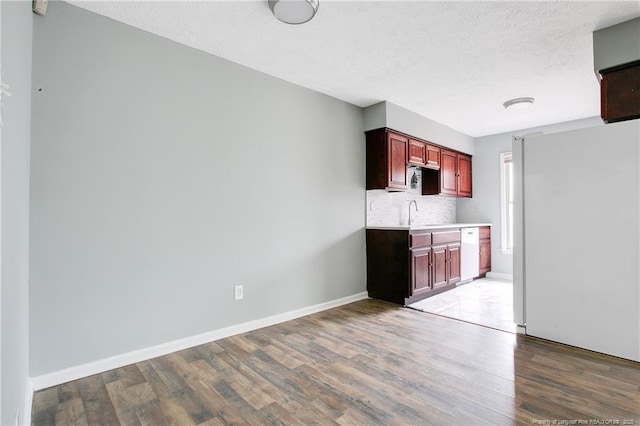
top-left (32, 299), bottom-right (640, 425)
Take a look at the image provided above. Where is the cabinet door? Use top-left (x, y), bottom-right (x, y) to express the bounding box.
top-left (432, 245), bottom-right (448, 289)
top-left (479, 239), bottom-right (491, 276)
top-left (387, 132), bottom-right (408, 190)
top-left (440, 150), bottom-right (458, 196)
top-left (425, 145), bottom-right (440, 169)
top-left (448, 243), bottom-right (461, 285)
top-left (457, 154), bottom-right (472, 197)
top-left (411, 247), bottom-right (432, 296)
top-left (408, 139), bottom-right (426, 166)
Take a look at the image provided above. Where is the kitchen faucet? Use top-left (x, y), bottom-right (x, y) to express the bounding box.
top-left (408, 200), bottom-right (418, 225)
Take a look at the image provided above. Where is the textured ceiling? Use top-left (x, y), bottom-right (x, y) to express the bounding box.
top-left (68, 1), bottom-right (640, 137)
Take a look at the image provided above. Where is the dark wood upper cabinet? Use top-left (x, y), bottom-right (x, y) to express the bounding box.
top-left (423, 150), bottom-right (472, 198)
top-left (408, 139), bottom-right (426, 166)
top-left (425, 145), bottom-right (441, 170)
top-left (366, 127), bottom-right (470, 196)
top-left (457, 154), bottom-right (473, 197)
top-left (600, 60), bottom-right (640, 124)
top-left (408, 138), bottom-right (440, 170)
top-left (440, 150), bottom-right (458, 196)
top-left (388, 132), bottom-right (408, 189)
top-left (366, 129), bottom-right (408, 190)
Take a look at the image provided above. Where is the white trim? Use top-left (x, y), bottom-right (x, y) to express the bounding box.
top-left (500, 151), bottom-right (513, 253)
top-left (512, 136), bottom-right (526, 328)
top-left (30, 292), bottom-right (368, 390)
top-left (22, 378), bottom-right (33, 426)
top-left (486, 272), bottom-right (513, 280)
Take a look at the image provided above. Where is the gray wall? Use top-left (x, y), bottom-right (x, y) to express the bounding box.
top-left (457, 116), bottom-right (603, 276)
top-left (386, 102), bottom-right (475, 155)
top-left (362, 102), bottom-right (386, 132)
top-left (30, 2), bottom-right (365, 376)
top-left (363, 101), bottom-right (475, 155)
top-left (1, 1), bottom-right (32, 424)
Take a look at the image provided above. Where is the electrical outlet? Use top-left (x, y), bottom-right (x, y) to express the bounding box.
top-left (234, 285), bottom-right (244, 301)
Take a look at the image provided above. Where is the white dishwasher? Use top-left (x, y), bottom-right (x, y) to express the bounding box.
top-left (461, 227), bottom-right (480, 282)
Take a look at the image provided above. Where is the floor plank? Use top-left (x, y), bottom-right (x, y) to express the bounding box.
top-left (32, 299), bottom-right (640, 425)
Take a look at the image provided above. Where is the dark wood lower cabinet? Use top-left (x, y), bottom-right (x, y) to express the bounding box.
top-left (431, 245), bottom-right (448, 289)
top-left (367, 228), bottom-right (462, 305)
top-left (448, 243), bottom-right (461, 284)
top-left (479, 226), bottom-right (491, 277)
top-left (365, 229), bottom-right (410, 305)
top-left (366, 129), bottom-right (409, 190)
top-left (432, 243), bottom-right (461, 290)
top-left (411, 247), bottom-right (432, 296)
top-left (479, 241), bottom-right (491, 276)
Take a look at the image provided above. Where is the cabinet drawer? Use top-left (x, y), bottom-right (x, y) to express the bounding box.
top-left (479, 227), bottom-right (491, 240)
top-left (410, 232), bottom-right (432, 248)
top-left (432, 230), bottom-right (461, 245)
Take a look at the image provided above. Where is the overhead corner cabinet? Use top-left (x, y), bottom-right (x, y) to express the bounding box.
top-left (366, 129), bottom-right (408, 191)
top-left (600, 60), bottom-right (640, 123)
top-left (479, 226), bottom-right (491, 276)
top-left (422, 150), bottom-right (472, 197)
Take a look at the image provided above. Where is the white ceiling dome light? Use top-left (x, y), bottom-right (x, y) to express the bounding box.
top-left (269, 0), bottom-right (319, 25)
top-left (503, 97), bottom-right (535, 110)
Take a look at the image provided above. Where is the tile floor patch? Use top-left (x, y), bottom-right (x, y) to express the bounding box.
top-left (408, 278), bottom-right (516, 333)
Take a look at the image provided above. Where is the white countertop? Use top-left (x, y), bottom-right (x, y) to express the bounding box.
top-left (366, 223), bottom-right (492, 231)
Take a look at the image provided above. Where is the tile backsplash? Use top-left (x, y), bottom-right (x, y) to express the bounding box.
top-left (366, 167), bottom-right (456, 226)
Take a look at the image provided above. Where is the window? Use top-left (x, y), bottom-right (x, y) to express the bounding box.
top-left (500, 152), bottom-right (513, 253)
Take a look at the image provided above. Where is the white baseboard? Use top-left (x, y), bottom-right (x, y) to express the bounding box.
top-left (30, 291), bottom-right (368, 391)
top-left (486, 272), bottom-right (513, 280)
top-left (22, 378), bottom-right (33, 426)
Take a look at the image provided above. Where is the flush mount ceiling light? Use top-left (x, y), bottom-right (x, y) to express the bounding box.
top-left (503, 97), bottom-right (535, 110)
top-left (269, 0), bottom-right (319, 25)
